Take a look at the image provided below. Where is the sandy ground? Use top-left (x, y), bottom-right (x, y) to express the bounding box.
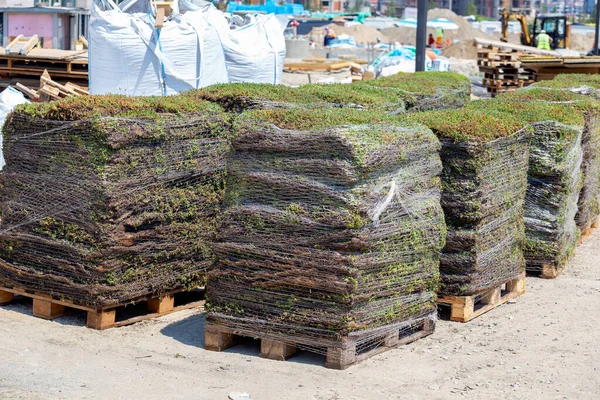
top-left (1, 229), bottom-right (599, 400)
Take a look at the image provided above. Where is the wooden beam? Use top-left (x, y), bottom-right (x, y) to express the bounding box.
top-left (155, 7), bottom-right (165, 28)
top-left (19, 34), bottom-right (38, 56)
top-left (78, 35), bottom-right (88, 49)
top-left (14, 82), bottom-right (38, 100)
top-left (5, 34), bottom-right (23, 55)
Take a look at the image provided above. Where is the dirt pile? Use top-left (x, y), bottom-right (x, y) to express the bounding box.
top-left (381, 8), bottom-right (495, 46)
top-left (570, 31), bottom-right (594, 52)
top-left (443, 40), bottom-right (478, 59)
top-left (310, 23), bottom-right (390, 46)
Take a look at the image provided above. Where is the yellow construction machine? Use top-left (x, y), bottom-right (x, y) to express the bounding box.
top-left (500, 9), bottom-right (571, 50)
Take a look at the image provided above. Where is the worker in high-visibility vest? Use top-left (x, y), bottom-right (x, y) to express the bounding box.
top-left (537, 30), bottom-right (552, 50)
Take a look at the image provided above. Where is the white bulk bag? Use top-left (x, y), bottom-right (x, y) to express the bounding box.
top-left (0, 87), bottom-right (29, 170)
top-left (177, 0), bottom-right (287, 84)
top-left (89, 0), bottom-right (228, 96)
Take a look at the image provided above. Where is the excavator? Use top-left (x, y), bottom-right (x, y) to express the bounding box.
top-left (500, 9), bottom-right (571, 50)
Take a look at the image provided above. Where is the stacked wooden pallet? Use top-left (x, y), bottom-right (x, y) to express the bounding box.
top-left (13, 69), bottom-right (88, 102)
top-left (0, 42), bottom-right (88, 91)
top-left (520, 55), bottom-right (600, 81)
top-left (478, 45), bottom-right (535, 96)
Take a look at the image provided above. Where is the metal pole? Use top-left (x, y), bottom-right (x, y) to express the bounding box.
top-left (595, 0), bottom-right (600, 54)
top-left (416, 0), bottom-right (427, 72)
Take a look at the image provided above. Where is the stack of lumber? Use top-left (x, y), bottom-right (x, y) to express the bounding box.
top-left (477, 45), bottom-right (535, 96)
top-left (13, 70), bottom-right (88, 102)
top-left (0, 42), bottom-right (88, 91)
top-left (283, 59), bottom-right (373, 80)
top-left (520, 55), bottom-right (600, 81)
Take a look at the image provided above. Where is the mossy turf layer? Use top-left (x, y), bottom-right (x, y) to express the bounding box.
top-left (186, 71), bottom-right (470, 113)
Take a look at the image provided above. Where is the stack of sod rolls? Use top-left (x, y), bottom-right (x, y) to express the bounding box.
top-left (472, 89), bottom-right (599, 272)
top-left (0, 96), bottom-right (229, 307)
top-left (206, 109), bottom-right (446, 361)
top-left (404, 109), bottom-right (530, 295)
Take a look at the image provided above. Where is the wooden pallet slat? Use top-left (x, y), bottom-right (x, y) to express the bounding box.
top-left (438, 273), bottom-right (526, 322)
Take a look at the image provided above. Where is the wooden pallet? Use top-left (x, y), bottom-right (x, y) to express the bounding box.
top-left (578, 216), bottom-right (599, 245)
top-left (478, 59), bottom-right (521, 68)
top-left (0, 286), bottom-right (205, 330)
top-left (205, 317), bottom-right (434, 369)
top-left (482, 78), bottom-right (525, 88)
top-left (438, 273), bottom-right (525, 322)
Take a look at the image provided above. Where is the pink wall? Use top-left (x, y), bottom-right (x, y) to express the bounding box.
top-left (8, 14), bottom-right (54, 49)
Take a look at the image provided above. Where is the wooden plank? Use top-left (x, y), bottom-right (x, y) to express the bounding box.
top-left (155, 7), bottom-right (165, 28)
top-left (474, 37), bottom-right (560, 56)
top-left (78, 35), bottom-right (88, 49)
top-left (5, 35), bottom-right (24, 55)
top-left (14, 82), bottom-right (38, 100)
top-left (64, 82), bottom-right (89, 95)
top-left (112, 300), bottom-right (205, 328)
top-left (19, 35), bottom-right (38, 56)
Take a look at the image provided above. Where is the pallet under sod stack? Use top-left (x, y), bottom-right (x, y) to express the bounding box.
top-left (404, 109), bottom-right (530, 322)
top-left (0, 96), bottom-right (230, 328)
top-left (204, 109), bottom-right (446, 369)
top-left (470, 88), bottom-right (600, 278)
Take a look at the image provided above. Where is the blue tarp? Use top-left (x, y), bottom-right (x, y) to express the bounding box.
top-left (227, 1), bottom-right (304, 15)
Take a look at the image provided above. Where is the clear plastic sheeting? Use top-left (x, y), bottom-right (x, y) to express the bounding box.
top-left (207, 111), bottom-right (446, 351)
top-left (523, 122), bottom-right (583, 271)
top-left (0, 99), bottom-right (229, 307)
top-left (438, 133), bottom-right (530, 296)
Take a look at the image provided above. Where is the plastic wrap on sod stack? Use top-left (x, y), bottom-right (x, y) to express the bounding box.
top-left (530, 78), bottom-right (600, 235)
top-left (0, 96), bottom-right (229, 328)
top-left (475, 90), bottom-right (594, 277)
top-left (404, 109), bottom-right (529, 322)
top-left (362, 72), bottom-right (472, 112)
top-left (89, 0), bottom-right (229, 95)
top-left (205, 109), bottom-right (446, 369)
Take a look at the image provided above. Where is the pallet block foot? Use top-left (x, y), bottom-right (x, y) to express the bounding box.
top-left (32, 298), bottom-right (66, 319)
top-left (325, 344), bottom-right (357, 370)
top-left (540, 264), bottom-right (562, 279)
top-left (259, 339), bottom-right (296, 361)
top-left (147, 294), bottom-right (174, 314)
top-left (0, 289), bottom-right (14, 305)
top-left (86, 310), bottom-right (116, 330)
top-left (205, 326), bottom-right (234, 352)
